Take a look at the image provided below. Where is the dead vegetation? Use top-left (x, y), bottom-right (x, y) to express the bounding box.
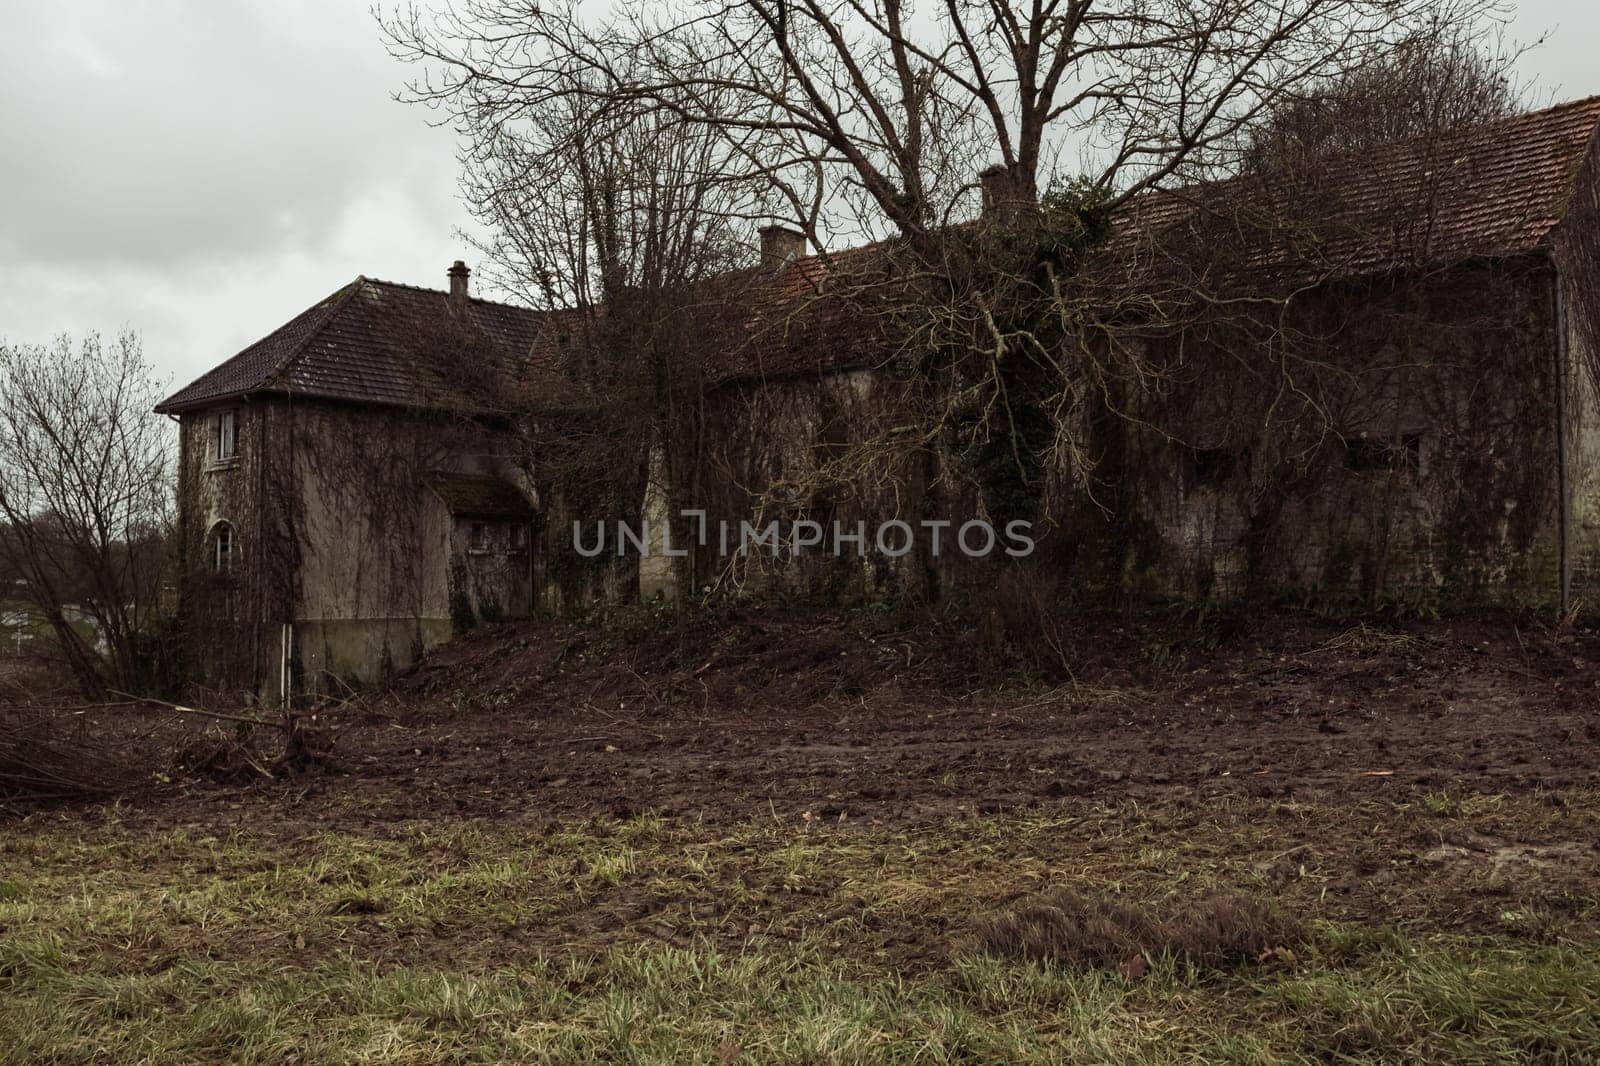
top-left (974, 887), bottom-right (1304, 974)
top-left (0, 684), bottom-right (335, 807)
top-left (0, 701), bottom-right (146, 803)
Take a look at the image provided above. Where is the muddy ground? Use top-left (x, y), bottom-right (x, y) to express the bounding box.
top-left (6, 609), bottom-right (1600, 959)
top-left (304, 609), bottom-right (1600, 825)
top-left (13, 608), bottom-right (1600, 827)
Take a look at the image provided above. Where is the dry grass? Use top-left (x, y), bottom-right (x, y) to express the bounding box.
top-left (1, 791), bottom-right (1598, 1062)
top-left (975, 887), bottom-right (1303, 971)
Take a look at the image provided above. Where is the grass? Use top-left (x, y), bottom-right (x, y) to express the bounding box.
top-left (3, 926), bottom-right (1596, 1062)
top-left (1, 797), bottom-right (1598, 1063)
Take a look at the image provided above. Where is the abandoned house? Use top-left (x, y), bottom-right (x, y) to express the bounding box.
top-left (159, 96), bottom-right (1600, 701)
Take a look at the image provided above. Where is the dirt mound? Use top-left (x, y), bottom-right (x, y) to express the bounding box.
top-left (339, 608), bottom-right (1600, 833)
top-left (398, 608), bottom-right (1008, 714)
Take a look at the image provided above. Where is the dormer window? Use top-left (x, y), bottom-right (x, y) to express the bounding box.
top-left (215, 410), bottom-right (238, 463)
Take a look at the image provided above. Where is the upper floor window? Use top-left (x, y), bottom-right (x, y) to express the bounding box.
top-left (216, 410), bottom-right (237, 462)
top-left (469, 521), bottom-right (488, 551)
top-left (1186, 446), bottom-right (1240, 488)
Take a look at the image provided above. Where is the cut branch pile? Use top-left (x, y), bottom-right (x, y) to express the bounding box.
top-left (0, 701), bottom-right (147, 803)
top-left (1, 694), bottom-right (335, 807)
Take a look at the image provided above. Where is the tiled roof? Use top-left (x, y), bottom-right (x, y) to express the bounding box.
top-left (160, 97), bottom-right (1600, 415)
top-left (699, 97), bottom-right (1600, 381)
top-left (521, 243), bottom-right (900, 399)
top-left (155, 278), bottom-right (547, 412)
top-left (1109, 95), bottom-right (1600, 287)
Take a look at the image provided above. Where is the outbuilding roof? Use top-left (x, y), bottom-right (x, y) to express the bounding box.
top-left (1112, 94), bottom-right (1600, 285)
top-left (427, 474), bottom-right (536, 519)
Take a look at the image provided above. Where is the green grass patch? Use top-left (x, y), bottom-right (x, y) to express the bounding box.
top-left (1, 930), bottom-right (1596, 1063)
top-left (1, 800), bottom-right (1597, 1062)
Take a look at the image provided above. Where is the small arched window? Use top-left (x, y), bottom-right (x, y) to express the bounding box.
top-left (210, 521), bottom-right (235, 574)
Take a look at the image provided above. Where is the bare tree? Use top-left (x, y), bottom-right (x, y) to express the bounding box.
top-left (0, 333), bottom-right (175, 696)
top-left (385, 0), bottom-right (1505, 241)
top-left (408, 37), bottom-right (762, 608)
top-left (1241, 19), bottom-right (1534, 172)
top-left (384, 0), bottom-right (1533, 608)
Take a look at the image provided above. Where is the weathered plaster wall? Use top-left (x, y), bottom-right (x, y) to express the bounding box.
top-left (284, 401), bottom-right (533, 691)
top-left (180, 397), bottom-right (535, 700)
top-left (1552, 125), bottom-right (1600, 605)
top-left (628, 361), bottom-right (1036, 607)
top-left (177, 400), bottom-right (286, 697)
top-left (1124, 261), bottom-right (1564, 606)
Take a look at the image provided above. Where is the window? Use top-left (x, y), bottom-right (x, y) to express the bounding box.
top-left (1346, 433), bottom-right (1421, 473)
top-left (211, 522), bottom-right (235, 574)
top-left (510, 524), bottom-right (529, 551)
top-left (216, 411), bottom-right (237, 462)
top-left (469, 522), bottom-right (488, 551)
top-left (1186, 447), bottom-right (1239, 487)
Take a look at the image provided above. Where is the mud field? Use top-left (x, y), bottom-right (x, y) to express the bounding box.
top-left (5, 611), bottom-right (1600, 1061)
top-left (366, 611), bottom-right (1600, 824)
top-left (14, 610), bottom-right (1594, 944)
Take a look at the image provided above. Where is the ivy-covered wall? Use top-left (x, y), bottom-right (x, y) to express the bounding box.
top-left (178, 396), bottom-right (535, 701)
top-left (633, 256), bottom-right (1579, 612)
top-left (1116, 259), bottom-right (1567, 607)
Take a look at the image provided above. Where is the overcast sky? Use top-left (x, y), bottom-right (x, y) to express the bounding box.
top-left (1, 0), bottom-right (1597, 396)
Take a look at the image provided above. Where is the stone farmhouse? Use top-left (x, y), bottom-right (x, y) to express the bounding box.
top-left (158, 97), bottom-right (1600, 702)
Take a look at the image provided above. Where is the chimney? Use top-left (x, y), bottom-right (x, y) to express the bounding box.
top-left (447, 260), bottom-right (470, 306)
top-left (979, 164), bottom-right (1029, 224)
top-left (758, 225), bottom-right (806, 271)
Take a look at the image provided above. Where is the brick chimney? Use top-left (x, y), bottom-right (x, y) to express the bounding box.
top-left (758, 225), bottom-right (806, 271)
top-left (447, 260), bottom-right (470, 306)
top-left (979, 164), bottom-right (1030, 224)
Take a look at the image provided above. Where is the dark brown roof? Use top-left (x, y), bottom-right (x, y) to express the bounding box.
top-left (1111, 95), bottom-right (1600, 287)
top-left (428, 474), bottom-right (535, 519)
top-left (670, 97), bottom-right (1600, 382)
top-left (521, 243), bottom-right (899, 399)
top-left (156, 278), bottom-right (546, 412)
top-left (160, 98), bottom-right (1600, 415)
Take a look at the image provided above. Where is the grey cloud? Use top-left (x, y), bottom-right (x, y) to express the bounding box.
top-left (0, 0), bottom-right (1594, 390)
top-left (0, 0), bottom-right (440, 268)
